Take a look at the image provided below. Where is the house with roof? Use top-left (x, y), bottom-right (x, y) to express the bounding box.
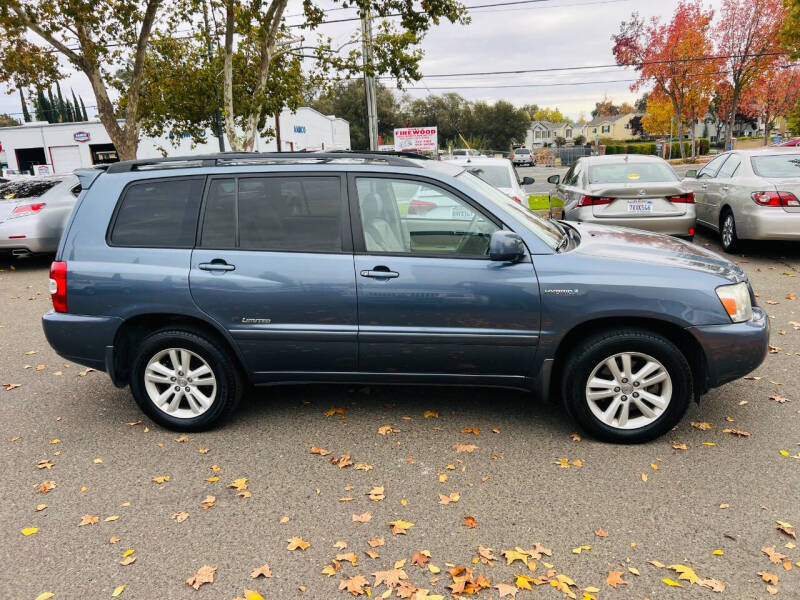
top-left (526, 121), bottom-right (586, 147)
top-left (584, 113), bottom-right (643, 141)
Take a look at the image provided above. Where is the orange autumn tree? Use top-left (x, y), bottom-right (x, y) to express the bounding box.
top-left (740, 63), bottom-right (800, 145)
top-left (612, 0), bottom-right (719, 159)
top-left (715, 0), bottom-right (785, 148)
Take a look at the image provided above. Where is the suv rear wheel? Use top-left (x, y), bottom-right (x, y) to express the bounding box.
top-left (562, 329), bottom-right (692, 443)
top-left (130, 329), bottom-right (242, 431)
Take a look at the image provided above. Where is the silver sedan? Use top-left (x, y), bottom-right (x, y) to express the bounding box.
top-left (548, 155), bottom-right (697, 239)
top-left (683, 148), bottom-right (800, 252)
top-left (0, 176), bottom-right (81, 256)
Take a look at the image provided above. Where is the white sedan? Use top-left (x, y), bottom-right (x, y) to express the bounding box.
top-left (452, 157), bottom-right (533, 204)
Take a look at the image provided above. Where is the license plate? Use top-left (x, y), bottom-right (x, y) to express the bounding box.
top-left (627, 199), bottom-right (653, 213)
top-left (451, 207), bottom-right (472, 219)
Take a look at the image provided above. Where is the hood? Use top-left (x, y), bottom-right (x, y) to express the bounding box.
top-left (570, 222), bottom-right (745, 283)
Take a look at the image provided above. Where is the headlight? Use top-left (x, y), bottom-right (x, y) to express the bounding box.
top-left (716, 282), bottom-right (752, 323)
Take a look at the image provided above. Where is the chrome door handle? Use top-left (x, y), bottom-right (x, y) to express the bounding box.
top-left (360, 267), bottom-right (399, 279)
top-left (199, 260), bottom-right (235, 272)
top-left (721, 186), bottom-right (729, 192)
top-left (701, 184), bottom-right (708, 190)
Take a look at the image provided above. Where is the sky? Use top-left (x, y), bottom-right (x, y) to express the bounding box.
top-left (0, 0), bottom-right (725, 122)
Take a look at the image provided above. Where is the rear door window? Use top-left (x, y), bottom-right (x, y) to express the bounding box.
top-left (110, 178), bottom-right (205, 247)
top-left (199, 175), bottom-right (345, 253)
top-left (697, 153), bottom-right (729, 179)
top-left (717, 154), bottom-right (742, 178)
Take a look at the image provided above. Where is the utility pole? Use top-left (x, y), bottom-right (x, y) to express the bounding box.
top-left (360, 9), bottom-right (379, 151)
top-left (203, 0), bottom-right (226, 152)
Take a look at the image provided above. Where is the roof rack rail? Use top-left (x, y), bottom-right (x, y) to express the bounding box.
top-left (104, 150), bottom-right (430, 174)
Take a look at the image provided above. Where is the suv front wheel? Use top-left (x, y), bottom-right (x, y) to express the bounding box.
top-left (130, 329), bottom-right (242, 431)
top-left (562, 329), bottom-right (692, 443)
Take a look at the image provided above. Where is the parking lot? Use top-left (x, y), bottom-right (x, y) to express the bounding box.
top-left (2, 227), bottom-right (799, 599)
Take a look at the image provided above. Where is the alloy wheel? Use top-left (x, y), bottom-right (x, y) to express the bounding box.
top-left (722, 215), bottom-right (734, 248)
top-left (585, 352), bottom-right (672, 430)
top-left (143, 348), bottom-right (217, 418)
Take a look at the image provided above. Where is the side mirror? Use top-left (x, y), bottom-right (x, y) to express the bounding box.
top-left (489, 231), bottom-right (525, 263)
top-left (547, 174), bottom-right (560, 185)
top-left (684, 169), bottom-right (698, 178)
top-left (520, 176), bottom-right (535, 185)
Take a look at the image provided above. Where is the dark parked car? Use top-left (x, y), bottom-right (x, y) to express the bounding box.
top-left (43, 152), bottom-right (768, 442)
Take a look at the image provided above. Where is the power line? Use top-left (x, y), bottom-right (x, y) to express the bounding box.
top-left (287, 0), bottom-right (629, 27)
top-left (382, 51), bottom-right (791, 80)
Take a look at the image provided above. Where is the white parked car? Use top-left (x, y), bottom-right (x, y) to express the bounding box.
top-left (512, 147), bottom-right (535, 166)
top-left (456, 157), bottom-right (534, 204)
top-left (450, 149), bottom-right (484, 160)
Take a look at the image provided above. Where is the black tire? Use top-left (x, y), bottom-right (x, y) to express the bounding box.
top-left (130, 328), bottom-right (243, 431)
top-left (561, 329), bottom-right (692, 443)
top-left (720, 209), bottom-right (739, 253)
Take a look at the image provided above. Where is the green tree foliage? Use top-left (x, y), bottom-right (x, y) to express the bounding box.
top-left (309, 80), bottom-right (404, 150)
top-left (0, 113), bottom-right (21, 127)
top-left (0, 0), bottom-right (162, 159)
top-left (19, 88), bottom-right (31, 122)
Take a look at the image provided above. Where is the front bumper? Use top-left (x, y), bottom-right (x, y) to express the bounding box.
top-left (687, 306), bottom-right (769, 388)
top-left (42, 311), bottom-right (122, 371)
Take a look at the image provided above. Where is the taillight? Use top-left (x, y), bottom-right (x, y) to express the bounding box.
top-left (577, 195), bottom-right (614, 206)
top-left (752, 191), bottom-right (800, 206)
top-left (49, 261), bottom-right (67, 313)
top-left (407, 199), bottom-right (437, 215)
top-left (668, 192), bottom-right (695, 203)
top-left (9, 202), bottom-right (46, 219)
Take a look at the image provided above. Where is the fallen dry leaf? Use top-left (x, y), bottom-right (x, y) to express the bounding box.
top-left (758, 571), bottom-right (779, 585)
top-left (186, 565), bottom-right (216, 590)
top-left (201, 495), bottom-right (216, 509)
top-left (722, 428), bottom-right (750, 437)
top-left (352, 512), bottom-right (372, 523)
top-left (378, 424), bottom-right (400, 435)
top-left (228, 477), bottom-right (248, 491)
top-left (453, 443), bottom-right (477, 453)
top-left (367, 486), bottom-right (385, 501)
top-left (171, 511), bottom-right (189, 523)
top-left (595, 528), bottom-right (609, 537)
top-left (38, 481), bottom-right (55, 494)
top-left (463, 515), bottom-right (477, 528)
top-left (368, 538), bottom-right (385, 548)
top-left (339, 574), bottom-right (369, 595)
top-left (769, 394), bottom-right (790, 404)
top-left (411, 551), bottom-right (430, 568)
top-left (373, 567), bottom-right (408, 588)
top-left (606, 570), bottom-right (628, 588)
top-left (670, 441), bottom-right (688, 450)
top-left (78, 515), bottom-right (99, 526)
top-left (287, 536), bottom-right (310, 551)
top-left (438, 492), bottom-right (460, 505)
top-left (495, 582), bottom-right (517, 597)
top-left (691, 421), bottom-right (713, 431)
top-left (310, 446), bottom-right (331, 456)
top-left (389, 519), bottom-right (414, 535)
top-left (152, 475), bottom-right (170, 484)
top-left (111, 584), bottom-right (125, 597)
top-left (777, 521), bottom-right (796, 538)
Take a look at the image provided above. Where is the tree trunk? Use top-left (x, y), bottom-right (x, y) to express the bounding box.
top-left (690, 118), bottom-right (696, 158)
top-left (763, 111), bottom-right (771, 146)
top-left (675, 119), bottom-right (685, 160)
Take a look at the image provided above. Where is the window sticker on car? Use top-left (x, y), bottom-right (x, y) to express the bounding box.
top-left (627, 173), bottom-right (640, 180)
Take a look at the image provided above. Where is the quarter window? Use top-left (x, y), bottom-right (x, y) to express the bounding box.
top-left (110, 178), bottom-right (204, 247)
top-left (356, 177), bottom-right (499, 257)
top-left (697, 153), bottom-right (730, 179)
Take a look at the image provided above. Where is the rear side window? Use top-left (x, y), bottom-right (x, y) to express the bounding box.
top-left (0, 179), bottom-right (60, 199)
top-left (200, 176), bottom-right (343, 252)
top-left (751, 154), bottom-right (800, 177)
top-left (110, 178), bottom-right (204, 247)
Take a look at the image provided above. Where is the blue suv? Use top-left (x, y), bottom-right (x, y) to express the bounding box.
top-left (43, 152), bottom-right (769, 442)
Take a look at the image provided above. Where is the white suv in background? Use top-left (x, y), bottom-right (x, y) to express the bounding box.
top-left (512, 147), bottom-right (535, 167)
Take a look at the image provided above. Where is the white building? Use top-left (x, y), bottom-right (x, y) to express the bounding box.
top-left (0, 106), bottom-right (350, 175)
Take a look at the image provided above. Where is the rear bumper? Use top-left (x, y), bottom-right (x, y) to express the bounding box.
top-left (735, 207), bottom-right (800, 240)
top-left (687, 306), bottom-right (769, 388)
top-left (569, 211), bottom-right (696, 236)
top-left (42, 311), bottom-right (122, 371)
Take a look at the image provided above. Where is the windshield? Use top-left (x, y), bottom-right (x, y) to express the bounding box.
top-left (751, 154), bottom-right (800, 177)
top-left (456, 171), bottom-right (563, 249)
top-left (588, 162), bottom-right (678, 184)
top-left (466, 165), bottom-right (512, 188)
top-left (0, 179), bottom-right (60, 200)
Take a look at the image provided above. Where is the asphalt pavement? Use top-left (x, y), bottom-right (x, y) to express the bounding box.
top-left (2, 226), bottom-right (799, 599)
